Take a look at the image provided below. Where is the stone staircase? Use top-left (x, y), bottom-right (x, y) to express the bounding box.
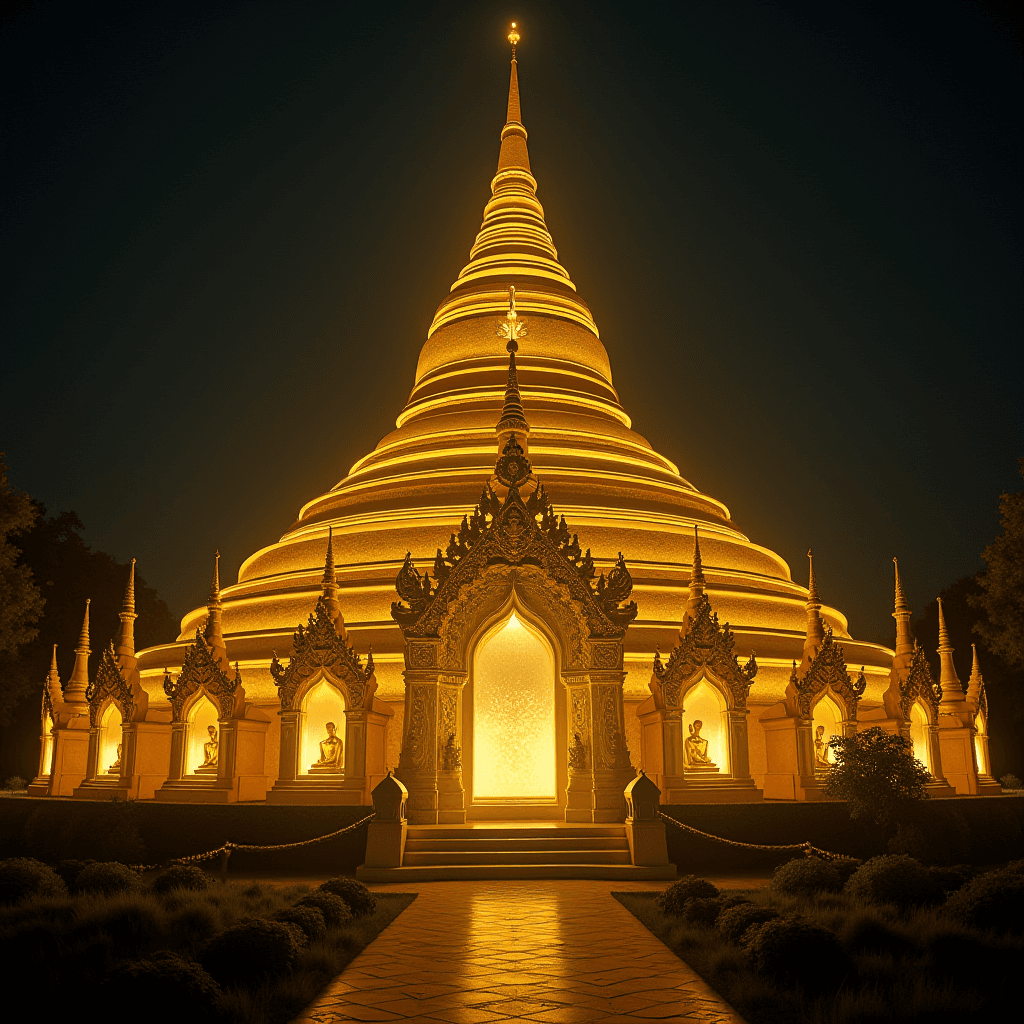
top-left (357, 822), bottom-right (677, 881)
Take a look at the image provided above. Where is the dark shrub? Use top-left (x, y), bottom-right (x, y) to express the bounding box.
top-left (273, 905), bottom-right (327, 942)
top-left (929, 864), bottom-right (974, 895)
top-left (0, 858), bottom-right (68, 905)
top-left (844, 854), bottom-right (943, 909)
top-left (318, 877), bottom-right (377, 916)
top-left (75, 861), bottom-right (144, 896)
top-left (295, 891), bottom-right (352, 927)
top-left (153, 865), bottom-right (210, 894)
top-left (54, 859), bottom-right (95, 888)
top-left (167, 904), bottom-right (219, 954)
top-left (839, 912), bottom-right (916, 956)
top-left (658, 875), bottom-right (720, 916)
top-left (107, 951), bottom-right (220, 1023)
top-left (944, 868), bottom-right (1024, 932)
top-left (770, 856), bottom-right (843, 896)
top-left (747, 916), bottom-right (853, 991)
top-left (200, 918), bottom-right (301, 988)
top-left (74, 894), bottom-right (166, 952)
top-left (1006, 859), bottom-right (1024, 875)
top-left (888, 805), bottom-right (971, 865)
top-left (679, 893), bottom-right (749, 927)
top-left (716, 903), bottom-right (780, 944)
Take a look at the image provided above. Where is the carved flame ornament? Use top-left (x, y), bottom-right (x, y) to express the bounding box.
top-left (790, 624), bottom-right (866, 719)
top-left (270, 596), bottom-right (376, 711)
top-left (85, 642), bottom-right (136, 727)
top-left (163, 629), bottom-right (242, 722)
top-left (652, 595), bottom-right (757, 709)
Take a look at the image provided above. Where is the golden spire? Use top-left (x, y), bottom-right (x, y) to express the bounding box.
top-left (204, 550), bottom-right (229, 672)
top-left (44, 643), bottom-right (62, 715)
top-left (803, 549), bottom-right (824, 658)
top-left (508, 21), bottom-right (520, 58)
top-left (892, 556), bottom-right (913, 659)
top-left (679, 527), bottom-right (706, 639)
top-left (966, 642), bottom-right (984, 713)
top-left (65, 599), bottom-right (91, 705)
top-left (936, 596), bottom-right (964, 705)
top-left (116, 558), bottom-right (138, 669)
top-left (321, 527), bottom-right (346, 634)
top-left (495, 285), bottom-right (530, 449)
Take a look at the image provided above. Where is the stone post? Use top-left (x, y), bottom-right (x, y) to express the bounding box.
top-left (362, 772), bottom-right (408, 869)
top-left (624, 770), bottom-right (670, 867)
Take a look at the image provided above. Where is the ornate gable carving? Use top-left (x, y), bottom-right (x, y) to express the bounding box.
top-left (790, 624), bottom-right (866, 718)
top-left (392, 472), bottom-right (637, 642)
top-left (270, 596), bottom-right (376, 710)
top-left (86, 642), bottom-right (135, 727)
top-left (899, 641), bottom-right (942, 720)
top-left (652, 595), bottom-right (757, 709)
top-left (163, 629), bottom-right (242, 722)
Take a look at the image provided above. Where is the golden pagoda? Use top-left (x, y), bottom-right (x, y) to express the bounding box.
top-left (40, 28), bottom-right (991, 819)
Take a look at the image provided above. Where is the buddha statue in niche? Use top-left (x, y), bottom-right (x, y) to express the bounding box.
top-left (684, 720), bottom-right (718, 771)
top-left (195, 725), bottom-right (219, 774)
top-left (107, 743), bottom-right (122, 774)
top-left (814, 725), bottom-right (832, 769)
top-left (309, 721), bottom-right (343, 774)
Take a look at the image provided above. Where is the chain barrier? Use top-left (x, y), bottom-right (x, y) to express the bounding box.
top-left (659, 811), bottom-right (860, 864)
top-left (130, 812), bottom-right (375, 874)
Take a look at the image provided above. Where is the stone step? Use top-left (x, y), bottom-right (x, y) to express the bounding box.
top-left (406, 825), bottom-right (625, 841)
top-left (357, 862), bottom-right (678, 882)
top-left (402, 848), bottom-right (633, 866)
top-left (403, 836), bottom-right (629, 853)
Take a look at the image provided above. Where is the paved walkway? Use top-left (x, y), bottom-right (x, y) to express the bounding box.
top-left (293, 880), bottom-right (745, 1023)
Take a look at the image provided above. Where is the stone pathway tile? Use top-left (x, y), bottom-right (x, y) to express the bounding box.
top-left (292, 881), bottom-right (744, 1023)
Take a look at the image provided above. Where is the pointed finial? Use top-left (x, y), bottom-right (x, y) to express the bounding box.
top-left (64, 600), bottom-right (92, 705)
top-left (209, 549), bottom-right (221, 603)
top-left (893, 556), bottom-right (909, 614)
top-left (321, 527), bottom-right (345, 632)
top-left (807, 549), bottom-right (819, 602)
top-left (679, 527), bottom-right (706, 638)
top-left (966, 642), bottom-right (985, 712)
top-left (691, 527), bottom-right (705, 586)
top-left (116, 558), bottom-right (138, 666)
top-left (802, 549), bottom-right (824, 660)
top-left (495, 287), bottom-right (530, 449)
top-left (323, 527), bottom-right (336, 585)
top-left (204, 550), bottom-right (229, 673)
top-left (125, 558), bottom-right (136, 613)
top-left (49, 644), bottom-right (59, 681)
top-left (497, 284), bottom-right (528, 349)
top-left (936, 596), bottom-right (964, 703)
top-left (78, 598), bottom-right (91, 649)
top-left (508, 22), bottom-right (520, 59)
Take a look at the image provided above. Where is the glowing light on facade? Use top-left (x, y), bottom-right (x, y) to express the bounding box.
top-left (186, 696), bottom-right (219, 776)
top-left (811, 694), bottom-right (843, 769)
top-left (910, 701), bottom-right (931, 772)
top-left (681, 678), bottom-right (729, 774)
top-left (301, 678), bottom-right (346, 774)
top-left (473, 611), bottom-right (556, 800)
top-left (98, 703), bottom-right (122, 775)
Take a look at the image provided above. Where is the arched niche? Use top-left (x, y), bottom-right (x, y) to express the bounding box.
top-left (909, 700), bottom-right (932, 773)
top-left (185, 694), bottom-right (219, 776)
top-left (974, 712), bottom-right (989, 776)
top-left (811, 692), bottom-right (843, 771)
top-left (98, 702), bottom-right (123, 775)
top-left (681, 677), bottom-right (730, 774)
top-left (300, 676), bottom-right (347, 775)
top-left (471, 608), bottom-right (557, 802)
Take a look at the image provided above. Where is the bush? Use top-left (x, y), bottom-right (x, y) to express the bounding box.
top-left (0, 857), bottom-right (68, 905)
top-left (318, 877), bottom-right (377, 916)
top-left (107, 951), bottom-right (220, 1023)
top-left (678, 893), bottom-right (749, 927)
top-left (929, 864), bottom-right (974, 895)
top-left (167, 904), bottom-right (220, 954)
top-left (295, 891), bottom-right (352, 927)
top-left (887, 805), bottom-right (972, 865)
top-left (200, 918), bottom-right (301, 988)
top-left (658, 875), bottom-right (720, 916)
top-left (74, 893), bottom-right (166, 952)
top-left (839, 912), bottom-right (916, 956)
top-left (844, 855), bottom-right (944, 909)
top-left (770, 856), bottom-right (843, 896)
top-left (153, 865), bottom-right (210, 894)
top-left (1000, 774), bottom-right (1022, 791)
top-left (5, 777), bottom-right (27, 791)
top-left (944, 868), bottom-right (1024, 932)
top-left (74, 861), bottom-right (144, 896)
top-left (273, 905), bottom-right (327, 942)
top-left (54, 859), bottom-right (95, 888)
top-left (746, 916), bottom-right (853, 991)
top-left (716, 903), bottom-right (781, 945)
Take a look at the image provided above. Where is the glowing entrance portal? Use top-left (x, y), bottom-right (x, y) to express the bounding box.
top-left (473, 611), bottom-right (556, 801)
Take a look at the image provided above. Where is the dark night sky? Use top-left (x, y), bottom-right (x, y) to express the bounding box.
top-left (2, 0), bottom-right (1021, 648)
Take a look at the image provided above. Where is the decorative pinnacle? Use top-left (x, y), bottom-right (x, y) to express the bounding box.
top-left (893, 556), bottom-right (909, 614)
top-left (508, 21), bottom-right (520, 58)
top-left (807, 549), bottom-right (819, 603)
top-left (323, 527), bottom-right (337, 587)
top-left (77, 599), bottom-right (91, 651)
top-left (496, 284), bottom-right (527, 347)
top-left (209, 550), bottom-right (221, 604)
top-left (123, 558), bottom-right (136, 614)
top-left (691, 527), bottom-right (705, 588)
top-left (937, 596), bottom-right (952, 651)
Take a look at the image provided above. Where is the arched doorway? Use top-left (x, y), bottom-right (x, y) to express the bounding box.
top-left (186, 695), bottom-right (219, 776)
top-left (98, 703), bottom-right (123, 776)
top-left (681, 677), bottom-right (730, 775)
top-left (470, 610), bottom-right (558, 810)
top-left (811, 693), bottom-right (843, 772)
top-left (909, 701), bottom-right (932, 773)
top-left (300, 677), bottom-right (347, 775)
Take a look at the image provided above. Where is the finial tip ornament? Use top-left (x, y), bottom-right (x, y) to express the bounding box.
top-left (508, 22), bottom-right (520, 52)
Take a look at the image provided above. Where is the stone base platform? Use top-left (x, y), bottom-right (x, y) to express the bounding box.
top-left (357, 822), bottom-right (677, 882)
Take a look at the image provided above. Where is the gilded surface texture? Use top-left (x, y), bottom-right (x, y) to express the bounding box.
top-left (439, 687), bottom-right (458, 757)
top-left (400, 685), bottom-right (436, 772)
top-left (593, 684), bottom-right (629, 770)
top-left (163, 629), bottom-right (242, 722)
top-left (569, 687), bottom-right (591, 770)
top-left (269, 597), bottom-right (375, 711)
top-left (791, 625), bottom-right (867, 719)
top-left (652, 594), bottom-right (757, 710)
top-left (86, 642), bottom-right (135, 727)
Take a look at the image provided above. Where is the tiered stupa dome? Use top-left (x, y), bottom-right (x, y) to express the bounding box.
top-left (136, 49), bottom-right (894, 744)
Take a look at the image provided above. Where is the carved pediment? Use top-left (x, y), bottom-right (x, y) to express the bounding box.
top-left (86, 642), bottom-right (136, 727)
top-left (270, 596), bottom-right (375, 710)
top-left (899, 641), bottom-right (942, 720)
top-left (391, 472), bottom-right (637, 641)
top-left (652, 595), bottom-right (757, 709)
top-left (790, 625), bottom-right (866, 719)
top-left (163, 629), bottom-right (242, 722)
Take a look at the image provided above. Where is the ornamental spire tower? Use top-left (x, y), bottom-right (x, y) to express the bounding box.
top-left (802, 549), bottom-right (825, 662)
top-left (65, 599), bottom-right (91, 705)
top-left (679, 527), bottom-right (706, 638)
top-left (966, 643), bottom-right (984, 713)
top-left (495, 284), bottom-right (530, 450)
top-left (937, 596), bottom-right (965, 707)
top-left (204, 550), bottom-right (230, 673)
top-left (46, 644), bottom-right (62, 710)
top-left (321, 527), bottom-right (346, 635)
top-left (115, 558), bottom-right (138, 670)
